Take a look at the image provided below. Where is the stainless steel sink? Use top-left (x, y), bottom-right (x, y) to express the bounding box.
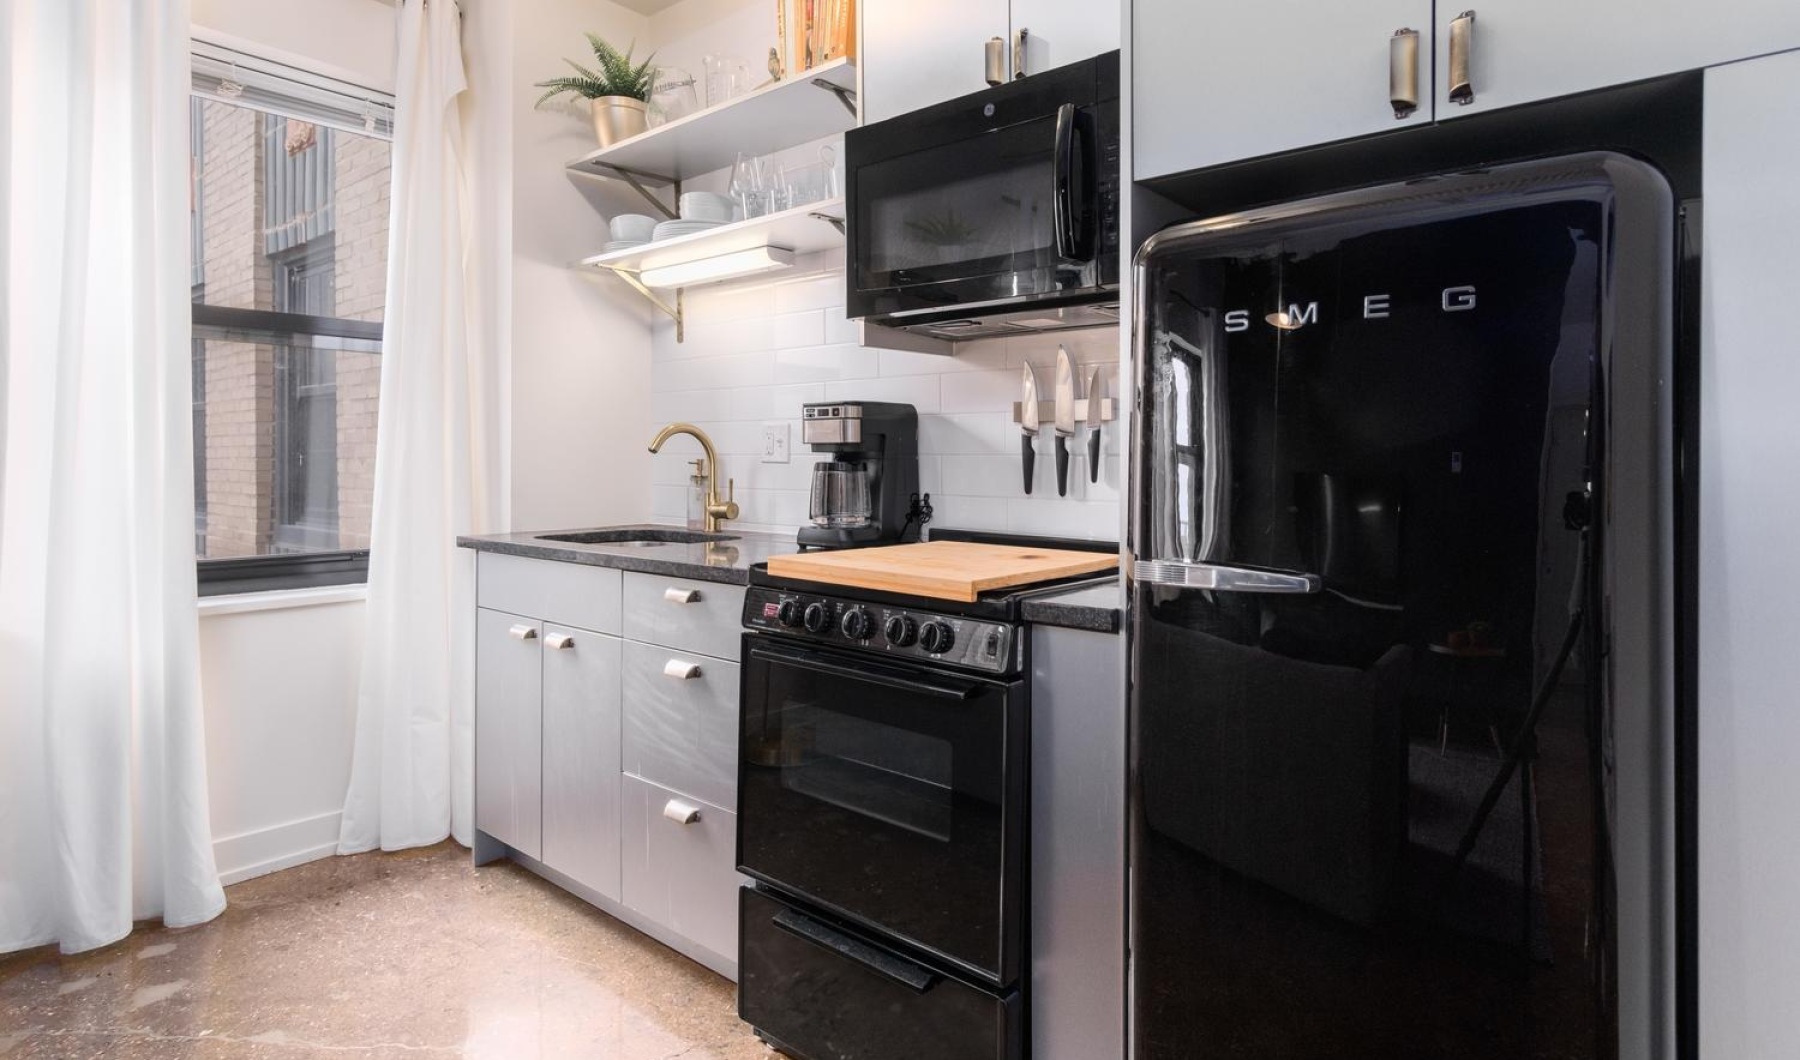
top-left (536, 528), bottom-right (738, 547)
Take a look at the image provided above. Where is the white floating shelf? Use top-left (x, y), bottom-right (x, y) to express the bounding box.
top-left (566, 57), bottom-right (858, 186)
top-left (577, 197), bottom-right (846, 275)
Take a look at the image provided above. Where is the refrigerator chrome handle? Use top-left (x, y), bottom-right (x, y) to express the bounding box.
top-left (1390, 28), bottom-right (1421, 118)
top-left (1448, 10), bottom-right (1476, 105)
top-left (1134, 560), bottom-right (1321, 594)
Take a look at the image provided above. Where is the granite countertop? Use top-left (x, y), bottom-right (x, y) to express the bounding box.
top-left (456, 524), bottom-right (800, 586)
top-left (1021, 580), bottom-right (1123, 634)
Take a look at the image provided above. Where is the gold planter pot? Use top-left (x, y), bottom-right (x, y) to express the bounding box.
top-left (590, 96), bottom-right (648, 148)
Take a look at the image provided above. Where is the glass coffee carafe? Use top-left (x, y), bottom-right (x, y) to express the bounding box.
top-left (809, 461), bottom-right (872, 528)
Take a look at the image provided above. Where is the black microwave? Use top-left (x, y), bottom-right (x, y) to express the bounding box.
top-left (845, 51), bottom-right (1120, 342)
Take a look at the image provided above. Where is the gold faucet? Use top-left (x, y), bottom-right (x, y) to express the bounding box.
top-left (648, 423), bottom-right (739, 533)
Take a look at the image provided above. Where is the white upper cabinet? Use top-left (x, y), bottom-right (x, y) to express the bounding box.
top-left (1134, 0), bottom-right (1434, 181)
top-left (862, 0), bottom-right (1011, 124)
top-left (1433, 1), bottom-right (1800, 120)
top-left (1012, 0), bottom-right (1121, 79)
top-left (861, 0), bottom-right (1121, 125)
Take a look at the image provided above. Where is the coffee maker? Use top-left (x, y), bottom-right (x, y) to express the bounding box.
top-left (798, 401), bottom-right (919, 550)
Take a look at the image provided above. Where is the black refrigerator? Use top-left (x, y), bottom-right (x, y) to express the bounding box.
top-left (1128, 152), bottom-right (1682, 1059)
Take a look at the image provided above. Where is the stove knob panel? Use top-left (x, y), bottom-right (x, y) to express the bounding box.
top-left (775, 599), bottom-right (803, 628)
top-left (919, 621), bottom-right (956, 655)
top-left (840, 607), bottom-right (873, 640)
top-left (883, 614), bottom-right (918, 647)
top-left (802, 602), bottom-right (832, 634)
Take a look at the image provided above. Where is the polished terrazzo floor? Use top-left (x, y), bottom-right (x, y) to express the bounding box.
top-left (0, 843), bottom-right (771, 1059)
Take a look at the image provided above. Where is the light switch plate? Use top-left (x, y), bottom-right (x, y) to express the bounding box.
top-left (762, 422), bottom-right (790, 463)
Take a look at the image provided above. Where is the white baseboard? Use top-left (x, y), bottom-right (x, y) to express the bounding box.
top-left (214, 811), bottom-right (343, 886)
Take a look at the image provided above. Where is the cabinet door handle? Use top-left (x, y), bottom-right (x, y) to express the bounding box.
top-left (545, 632), bottom-right (575, 650)
top-left (985, 37), bottom-right (1005, 86)
top-left (508, 623), bottom-right (537, 641)
top-left (1448, 10), bottom-right (1476, 106)
top-left (663, 586), bottom-right (700, 604)
top-left (662, 798), bottom-right (702, 825)
top-left (1389, 28), bottom-right (1420, 118)
top-left (663, 659), bottom-right (702, 680)
top-left (1012, 27), bottom-right (1029, 80)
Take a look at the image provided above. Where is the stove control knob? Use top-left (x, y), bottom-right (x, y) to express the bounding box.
top-left (919, 621), bottom-right (956, 655)
top-left (802, 602), bottom-right (832, 634)
top-left (883, 614), bottom-right (918, 647)
top-left (775, 599), bottom-right (803, 628)
top-left (840, 607), bottom-right (873, 640)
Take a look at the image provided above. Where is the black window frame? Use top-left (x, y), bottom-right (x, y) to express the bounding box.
top-left (192, 306), bottom-right (384, 597)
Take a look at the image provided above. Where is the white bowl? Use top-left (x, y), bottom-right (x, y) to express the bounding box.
top-left (678, 192), bottom-right (735, 223)
top-left (609, 213), bottom-right (658, 243)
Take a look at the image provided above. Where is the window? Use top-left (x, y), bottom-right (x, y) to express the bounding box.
top-left (188, 45), bottom-right (393, 594)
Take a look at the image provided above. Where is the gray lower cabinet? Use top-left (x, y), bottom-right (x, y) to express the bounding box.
top-left (473, 552), bottom-right (743, 979)
top-left (621, 640), bottom-right (740, 814)
top-left (475, 608), bottom-right (543, 859)
top-left (541, 624), bottom-right (623, 901)
top-left (620, 773), bottom-right (740, 964)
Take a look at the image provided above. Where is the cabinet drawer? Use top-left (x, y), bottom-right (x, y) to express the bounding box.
top-left (623, 641), bottom-right (739, 811)
top-left (620, 774), bottom-right (740, 965)
top-left (477, 552), bottom-right (622, 635)
top-left (622, 572), bottom-right (744, 661)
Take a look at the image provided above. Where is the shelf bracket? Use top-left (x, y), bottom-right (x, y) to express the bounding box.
top-left (809, 212), bottom-right (846, 236)
top-left (811, 77), bottom-right (857, 118)
top-left (611, 269), bottom-right (685, 343)
top-left (589, 163), bottom-right (680, 220)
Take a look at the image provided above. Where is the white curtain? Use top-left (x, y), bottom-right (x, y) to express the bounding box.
top-left (338, 0), bottom-right (501, 854)
top-left (0, 0), bottom-right (226, 954)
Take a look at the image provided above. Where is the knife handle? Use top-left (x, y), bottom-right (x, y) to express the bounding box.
top-left (1022, 434), bottom-right (1036, 494)
top-left (1087, 423), bottom-right (1101, 483)
top-left (1055, 436), bottom-right (1071, 496)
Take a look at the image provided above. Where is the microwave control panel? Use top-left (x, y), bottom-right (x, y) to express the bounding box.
top-left (743, 587), bottom-right (1018, 675)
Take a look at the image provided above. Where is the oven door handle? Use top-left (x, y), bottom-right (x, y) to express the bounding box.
top-left (749, 644), bottom-right (983, 701)
top-left (1052, 102), bottom-right (1093, 262)
top-left (772, 906), bottom-right (940, 994)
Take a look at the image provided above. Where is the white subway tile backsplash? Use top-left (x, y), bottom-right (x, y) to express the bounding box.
top-left (648, 260), bottom-right (1123, 542)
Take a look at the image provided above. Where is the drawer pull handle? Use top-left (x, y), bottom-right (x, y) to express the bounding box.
top-left (1389, 28), bottom-right (1420, 118)
top-left (1448, 10), bottom-right (1476, 106)
top-left (662, 799), bottom-right (702, 825)
top-left (508, 623), bottom-right (537, 641)
top-left (663, 587), bottom-right (701, 604)
top-left (663, 659), bottom-right (702, 680)
top-left (545, 632), bottom-right (575, 650)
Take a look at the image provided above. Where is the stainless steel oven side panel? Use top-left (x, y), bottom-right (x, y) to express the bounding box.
top-left (735, 631), bottom-right (1030, 988)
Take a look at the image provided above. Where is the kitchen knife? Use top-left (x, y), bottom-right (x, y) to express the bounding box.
top-left (1020, 363), bottom-right (1040, 494)
top-left (1087, 365), bottom-right (1104, 483)
top-left (1053, 347), bottom-right (1075, 496)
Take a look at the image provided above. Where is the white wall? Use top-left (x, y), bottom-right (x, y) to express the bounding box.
top-left (198, 595), bottom-right (365, 884)
top-left (647, 250), bottom-right (1123, 540)
top-left (1698, 48), bottom-right (1800, 1060)
top-left (191, 0), bottom-right (400, 92)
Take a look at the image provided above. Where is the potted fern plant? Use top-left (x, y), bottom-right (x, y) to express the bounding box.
top-left (535, 33), bottom-right (658, 148)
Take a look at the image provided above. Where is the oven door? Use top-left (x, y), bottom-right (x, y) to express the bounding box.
top-left (738, 635), bottom-right (1027, 987)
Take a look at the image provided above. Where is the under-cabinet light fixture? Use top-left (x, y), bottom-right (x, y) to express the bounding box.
top-left (639, 246), bottom-right (795, 289)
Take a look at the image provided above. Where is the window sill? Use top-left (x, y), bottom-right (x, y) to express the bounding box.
top-left (197, 583), bottom-right (369, 617)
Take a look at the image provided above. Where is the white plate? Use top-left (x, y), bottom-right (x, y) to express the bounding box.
top-left (603, 240), bottom-right (647, 252)
top-left (652, 219), bottom-right (726, 241)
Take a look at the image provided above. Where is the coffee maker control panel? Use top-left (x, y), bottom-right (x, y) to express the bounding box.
top-left (743, 587), bottom-right (1017, 675)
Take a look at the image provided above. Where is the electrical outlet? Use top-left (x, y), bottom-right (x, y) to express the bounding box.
top-left (761, 422), bottom-right (790, 463)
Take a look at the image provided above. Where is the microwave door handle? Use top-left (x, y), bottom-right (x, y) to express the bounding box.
top-left (1133, 560), bottom-right (1322, 594)
top-left (1052, 103), bottom-right (1088, 261)
top-left (749, 644), bottom-right (983, 700)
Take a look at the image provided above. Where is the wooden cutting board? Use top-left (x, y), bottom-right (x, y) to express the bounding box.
top-left (766, 541), bottom-right (1118, 602)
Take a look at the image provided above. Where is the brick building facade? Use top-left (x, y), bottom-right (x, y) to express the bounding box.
top-left (192, 99), bottom-right (389, 559)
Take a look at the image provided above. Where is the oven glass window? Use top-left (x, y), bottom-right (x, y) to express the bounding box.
top-left (780, 706), bottom-right (953, 843)
top-left (739, 642), bottom-right (1023, 984)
